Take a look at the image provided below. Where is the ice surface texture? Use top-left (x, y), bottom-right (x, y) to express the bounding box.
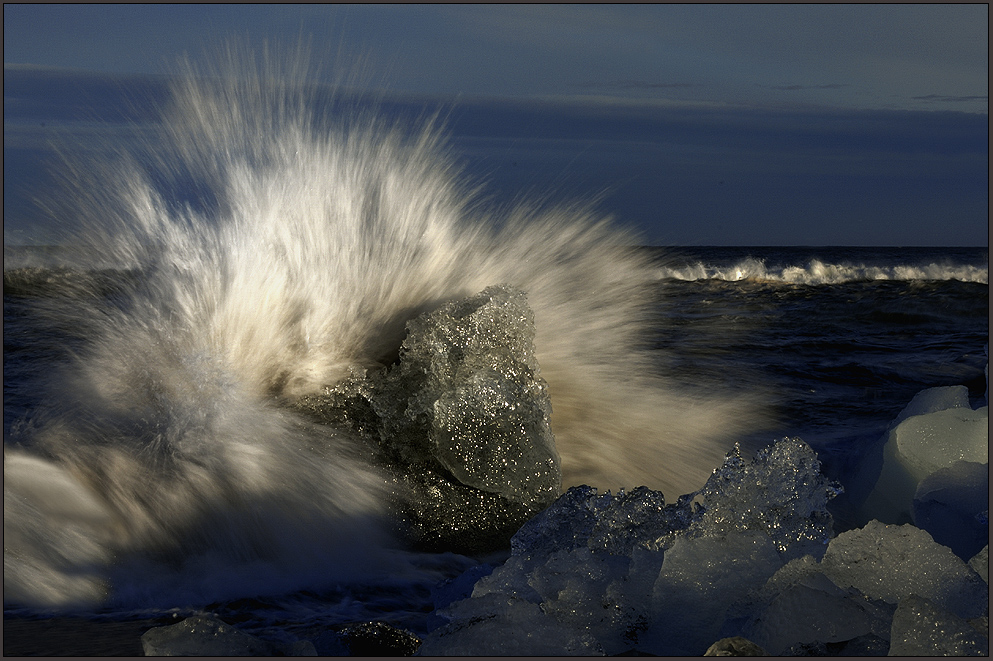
top-left (422, 438), bottom-right (848, 656)
top-left (889, 595), bottom-right (989, 656)
top-left (857, 382), bottom-right (989, 560)
top-left (421, 436), bottom-right (990, 656)
top-left (141, 614), bottom-right (316, 656)
top-left (296, 285), bottom-right (560, 553)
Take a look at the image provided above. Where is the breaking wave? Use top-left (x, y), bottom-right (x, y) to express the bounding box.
top-left (658, 257), bottom-right (988, 285)
top-left (3, 45), bottom-right (766, 610)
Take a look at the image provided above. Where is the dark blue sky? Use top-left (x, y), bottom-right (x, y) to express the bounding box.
top-left (4, 4), bottom-right (989, 246)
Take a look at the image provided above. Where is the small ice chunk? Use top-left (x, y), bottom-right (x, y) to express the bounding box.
top-left (140, 614), bottom-right (315, 656)
top-left (510, 484), bottom-right (692, 558)
top-left (741, 572), bottom-right (892, 655)
top-left (419, 594), bottom-right (603, 656)
top-left (888, 595), bottom-right (989, 656)
top-left (645, 531), bottom-right (784, 656)
top-left (509, 485), bottom-right (605, 556)
top-left (820, 520), bottom-right (988, 620)
top-left (891, 385), bottom-right (971, 426)
top-left (969, 545), bottom-right (989, 584)
top-left (464, 546), bottom-right (637, 655)
top-left (912, 460), bottom-right (989, 560)
top-left (687, 438), bottom-right (841, 561)
top-left (703, 636), bottom-right (767, 656)
top-left (861, 404), bottom-right (988, 523)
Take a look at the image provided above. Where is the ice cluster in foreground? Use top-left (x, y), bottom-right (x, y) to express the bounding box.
top-left (857, 382), bottom-right (989, 560)
top-left (419, 437), bottom-right (987, 656)
top-left (416, 337), bottom-right (989, 656)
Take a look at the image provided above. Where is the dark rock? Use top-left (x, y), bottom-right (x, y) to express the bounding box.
top-left (335, 621), bottom-right (422, 656)
top-left (704, 636), bottom-right (768, 656)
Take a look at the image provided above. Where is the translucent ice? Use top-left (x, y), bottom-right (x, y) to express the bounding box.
top-left (685, 438), bottom-right (842, 562)
top-left (861, 402), bottom-right (988, 524)
top-left (295, 285), bottom-right (560, 552)
top-left (739, 566), bottom-right (893, 655)
top-left (888, 595), bottom-right (989, 656)
top-left (890, 385), bottom-right (971, 426)
top-left (646, 530), bottom-right (784, 656)
top-left (969, 545), bottom-right (989, 584)
top-left (420, 438), bottom-right (842, 656)
top-left (510, 484), bottom-right (692, 558)
top-left (373, 285), bottom-right (560, 551)
top-left (912, 460), bottom-right (989, 560)
top-left (419, 593), bottom-right (603, 656)
top-left (140, 614), bottom-right (316, 656)
top-left (819, 520), bottom-right (988, 620)
top-left (375, 285), bottom-right (559, 505)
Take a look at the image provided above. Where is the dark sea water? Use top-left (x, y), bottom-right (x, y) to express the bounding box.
top-left (4, 244), bottom-right (988, 647)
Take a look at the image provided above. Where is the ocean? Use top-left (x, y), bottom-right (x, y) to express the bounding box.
top-left (3, 47), bottom-right (988, 654)
top-left (4, 245), bottom-right (988, 649)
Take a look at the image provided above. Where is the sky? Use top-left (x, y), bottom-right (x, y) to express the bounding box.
top-left (3, 4), bottom-right (989, 246)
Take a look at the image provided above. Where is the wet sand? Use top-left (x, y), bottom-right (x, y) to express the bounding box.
top-left (3, 616), bottom-right (162, 657)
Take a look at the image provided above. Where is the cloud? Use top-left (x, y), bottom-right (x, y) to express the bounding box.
top-left (912, 94), bottom-right (989, 104)
top-left (576, 80), bottom-right (701, 91)
top-left (761, 83), bottom-right (851, 91)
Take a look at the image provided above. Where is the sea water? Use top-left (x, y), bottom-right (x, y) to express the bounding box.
top-left (3, 48), bottom-right (988, 654)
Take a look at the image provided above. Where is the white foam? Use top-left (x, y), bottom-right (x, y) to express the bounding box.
top-left (4, 44), bottom-right (765, 609)
top-left (657, 258), bottom-right (989, 284)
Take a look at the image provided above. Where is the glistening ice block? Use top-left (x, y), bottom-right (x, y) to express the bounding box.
top-left (296, 285), bottom-right (560, 553)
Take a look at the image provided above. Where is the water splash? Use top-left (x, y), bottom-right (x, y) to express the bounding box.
top-left (4, 45), bottom-right (766, 610)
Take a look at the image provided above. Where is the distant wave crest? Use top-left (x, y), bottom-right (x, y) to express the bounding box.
top-left (658, 258), bottom-right (989, 285)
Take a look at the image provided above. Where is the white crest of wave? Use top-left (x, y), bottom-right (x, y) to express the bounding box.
top-left (4, 45), bottom-right (767, 609)
top-left (659, 258), bottom-right (988, 285)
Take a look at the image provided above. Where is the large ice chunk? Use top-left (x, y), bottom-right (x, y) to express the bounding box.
top-left (912, 460), bottom-right (989, 560)
top-left (374, 285), bottom-right (559, 505)
top-left (295, 285), bottom-right (560, 553)
top-left (645, 530), bottom-right (783, 656)
top-left (819, 520), bottom-right (988, 620)
top-left (888, 595), bottom-right (989, 656)
top-left (891, 385), bottom-right (972, 426)
top-left (861, 401), bottom-right (988, 524)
